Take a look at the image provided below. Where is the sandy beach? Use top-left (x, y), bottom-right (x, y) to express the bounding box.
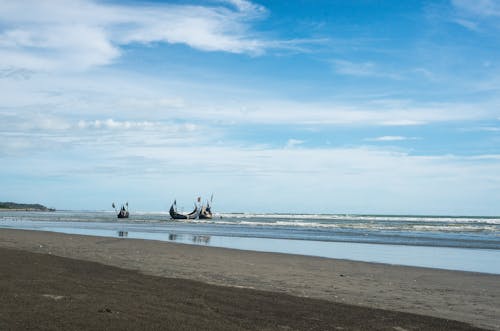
top-left (1, 229), bottom-right (498, 330)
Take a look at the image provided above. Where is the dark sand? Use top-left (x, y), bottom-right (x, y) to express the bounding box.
top-left (0, 229), bottom-right (499, 330)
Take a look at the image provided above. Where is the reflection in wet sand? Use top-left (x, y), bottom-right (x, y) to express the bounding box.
top-left (192, 235), bottom-right (210, 244)
top-left (166, 233), bottom-right (211, 245)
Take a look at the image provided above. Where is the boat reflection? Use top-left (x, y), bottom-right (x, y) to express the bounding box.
top-left (192, 235), bottom-right (210, 244)
top-left (167, 233), bottom-right (211, 245)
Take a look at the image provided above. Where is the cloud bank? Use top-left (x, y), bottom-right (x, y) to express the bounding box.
top-left (0, 0), bottom-right (275, 71)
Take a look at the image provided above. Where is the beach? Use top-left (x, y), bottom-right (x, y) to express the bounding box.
top-left (0, 229), bottom-right (498, 330)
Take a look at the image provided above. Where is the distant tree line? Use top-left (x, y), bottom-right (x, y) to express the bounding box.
top-left (0, 202), bottom-right (55, 211)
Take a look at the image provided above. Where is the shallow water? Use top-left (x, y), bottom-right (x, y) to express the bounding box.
top-left (1, 210), bottom-right (499, 274)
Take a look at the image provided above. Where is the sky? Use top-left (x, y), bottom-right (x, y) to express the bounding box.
top-left (1, 0), bottom-right (500, 215)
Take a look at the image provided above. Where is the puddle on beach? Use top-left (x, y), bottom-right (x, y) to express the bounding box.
top-left (116, 229), bottom-right (500, 274)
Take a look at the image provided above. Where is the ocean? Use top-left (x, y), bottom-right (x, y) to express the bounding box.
top-left (1, 210), bottom-right (499, 274)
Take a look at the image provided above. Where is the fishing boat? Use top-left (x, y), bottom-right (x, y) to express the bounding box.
top-left (169, 200), bottom-right (200, 220)
top-left (169, 195), bottom-right (214, 220)
top-left (112, 202), bottom-right (129, 219)
top-left (199, 195), bottom-right (213, 219)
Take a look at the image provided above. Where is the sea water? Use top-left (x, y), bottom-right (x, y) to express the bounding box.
top-left (1, 210), bottom-right (499, 274)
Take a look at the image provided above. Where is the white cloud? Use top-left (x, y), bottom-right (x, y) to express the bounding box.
top-left (208, 100), bottom-right (484, 126)
top-left (0, 113), bottom-right (72, 131)
top-left (333, 59), bottom-right (401, 79)
top-left (379, 120), bottom-right (426, 126)
top-left (75, 118), bottom-right (199, 133)
top-left (285, 138), bottom-right (304, 148)
top-left (8, 65), bottom-right (500, 173)
top-left (334, 60), bottom-right (377, 76)
top-left (412, 68), bottom-right (437, 80)
top-left (0, 69), bottom-right (495, 130)
top-left (45, 144), bottom-right (500, 214)
top-left (2, 112), bottom-right (200, 135)
top-left (77, 119), bottom-right (157, 130)
top-left (453, 18), bottom-right (479, 31)
top-left (452, 0), bottom-right (500, 17)
top-left (366, 136), bottom-right (419, 142)
top-left (2, 93), bottom-right (500, 213)
top-left (0, 67), bottom-right (34, 80)
top-left (0, 0), bottom-right (285, 71)
top-left (451, 0), bottom-right (500, 31)
top-left (225, 0), bottom-right (266, 14)
top-left (469, 154), bottom-right (500, 160)
top-left (462, 126), bottom-right (500, 132)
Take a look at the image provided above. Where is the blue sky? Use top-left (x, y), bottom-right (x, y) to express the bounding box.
top-left (1, 0), bottom-right (500, 215)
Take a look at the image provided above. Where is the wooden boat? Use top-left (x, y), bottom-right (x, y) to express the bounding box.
top-left (169, 195), bottom-right (213, 220)
top-left (117, 206), bottom-right (129, 218)
top-left (199, 196), bottom-right (213, 219)
top-left (199, 202), bottom-right (213, 219)
top-left (169, 200), bottom-right (200, 220)
top-left (113, 202), bottom-right (129, 219)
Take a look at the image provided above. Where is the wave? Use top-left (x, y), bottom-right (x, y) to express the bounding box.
top-left (217, 213), bottom-right (500, 224)
top-left (183, 219), bottom-right (498, 234)
top-left (2, 211), bottom-right (499, 234)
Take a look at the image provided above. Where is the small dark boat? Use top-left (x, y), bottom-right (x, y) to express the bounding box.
top-left (199, 195), bottom-right (213, 219)
top-left (117, 207), bottom-right (129, 218)
top-left (113, 202), bottom-right (129, 219)
top-left (169, 200), bottom-right (200, 220)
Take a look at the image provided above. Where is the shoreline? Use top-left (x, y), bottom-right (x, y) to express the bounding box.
top-left (1, 228), bottom-right (499, 330)
top-left (1, 222), bottom-right (499, 274)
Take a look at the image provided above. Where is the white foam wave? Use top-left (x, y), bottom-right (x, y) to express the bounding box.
top-left (184, 218), bottom-right (498, 233)
top-left (217, 213), bottom-right (500, 224)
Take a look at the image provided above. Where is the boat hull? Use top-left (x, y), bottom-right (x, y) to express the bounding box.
top-left (117, 211), bottom-right (129, 218)
top-left (169, 204), bottom-right (199, 220)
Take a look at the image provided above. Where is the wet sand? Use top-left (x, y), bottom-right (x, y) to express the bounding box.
top-left (1, 229), bottom-right (499, 330)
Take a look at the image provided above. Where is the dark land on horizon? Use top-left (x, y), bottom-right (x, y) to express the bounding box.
top-left (0, 202), bottom-right (55, 211)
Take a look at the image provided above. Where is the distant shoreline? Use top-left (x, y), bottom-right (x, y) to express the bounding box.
top-left (0, 202), bottom-right (55, 212)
